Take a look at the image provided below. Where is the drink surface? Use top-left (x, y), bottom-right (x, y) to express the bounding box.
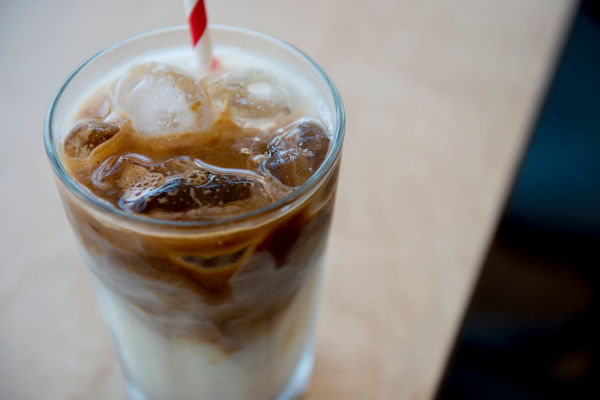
top-left (61, 45), bottom-right (333, 221)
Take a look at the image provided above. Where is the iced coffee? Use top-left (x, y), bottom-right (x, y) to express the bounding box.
top-left (45, 26), bottom-right (343, 400)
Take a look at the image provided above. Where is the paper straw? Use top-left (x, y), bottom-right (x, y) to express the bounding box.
top-left (184, 0), bottom-right (213, 71)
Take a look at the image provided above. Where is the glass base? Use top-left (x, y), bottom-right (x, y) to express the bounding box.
top-left (125, 349), bottom-right (314, 400)
top-left (276, 349), bottom-right (314, 400)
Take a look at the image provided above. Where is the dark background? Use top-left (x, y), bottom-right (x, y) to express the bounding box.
top-left (435, 0), bottom-right (600, 398)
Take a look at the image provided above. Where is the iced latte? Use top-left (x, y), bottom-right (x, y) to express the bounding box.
top-left (45, 26), bottom-right (344, 400)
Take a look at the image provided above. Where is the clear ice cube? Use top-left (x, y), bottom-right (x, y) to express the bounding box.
top-left (224, 69), bottom-right (293, 130)
top-left (119, 165), bottom-right (165, 210)
top-left (263, 119), bottom-right (330, 187)
top-left (114, 63), bottom-right (212, 136)
top-left (64, 120), bottom-right (119, 158)
top-left (123, 174), bottom-right (263, 213)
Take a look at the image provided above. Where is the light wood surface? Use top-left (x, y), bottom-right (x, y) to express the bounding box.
top-left (0, 1), bottom-right (573, 399)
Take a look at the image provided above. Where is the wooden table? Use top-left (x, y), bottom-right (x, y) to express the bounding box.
top-left (0, 0), bottom-right (573, 398)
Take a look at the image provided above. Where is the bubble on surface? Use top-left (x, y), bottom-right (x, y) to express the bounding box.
top-left (118, 165), bottom-right (165, 208)
top-left (114, 63), bottom-right (213, 136)
top-left (263, 119), bottom-right (330, 187)
top-left (184, 169), bottom-right (209, 186)
top-left (64, 120), bottom-right (119, 158)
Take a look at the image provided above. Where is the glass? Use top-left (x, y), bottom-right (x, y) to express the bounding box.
top-left (44, 25), bottom-right (345, 400)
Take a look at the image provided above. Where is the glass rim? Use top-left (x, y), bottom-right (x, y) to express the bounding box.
top-left (44, 24), bottom-right (345, 228)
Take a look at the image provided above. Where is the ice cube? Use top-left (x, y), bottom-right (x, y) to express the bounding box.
top-left (119, 172), bottom-right (266, 214)
top-left (146, 175), bottom-right (253, 212)
top-left (263, 119), bottom-right (330, 187)
top-left (224, 69), bottom-right (293, 130)
top-left (64, 120), bottom-right (119, 158)
top-left (114, 63), bottom-right (212, 136)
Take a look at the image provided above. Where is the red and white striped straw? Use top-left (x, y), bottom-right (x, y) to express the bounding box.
top-left (184, 0), bottom-right (212, 71)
